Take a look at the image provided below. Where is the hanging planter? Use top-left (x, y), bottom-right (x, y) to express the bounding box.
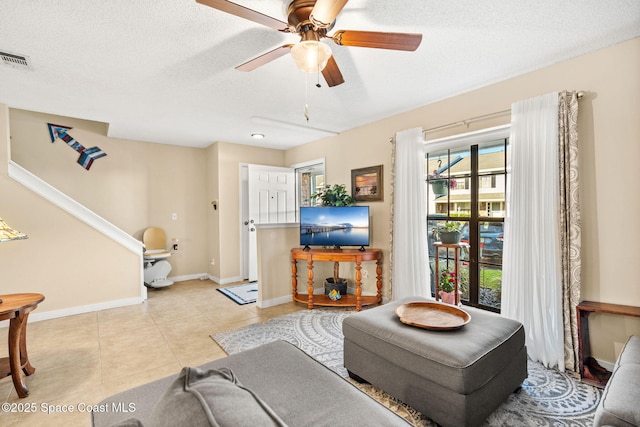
top-left (428, 159), bottom-right (457, 199)
top-left (430, 179), bottom-right (448, 198)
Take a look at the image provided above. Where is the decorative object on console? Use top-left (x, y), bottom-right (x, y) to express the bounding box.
top-left (0, 217), bottom-right (28, 304)
top-left (47, 123), bottom-right (107, 170)
top-left (328, 289), bottom-right (341, 301)
top-left (352, 165), bottom-right (383, 202)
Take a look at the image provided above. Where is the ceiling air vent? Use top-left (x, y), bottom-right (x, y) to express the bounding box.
top-left (0, 50), bottom-right (32, 70)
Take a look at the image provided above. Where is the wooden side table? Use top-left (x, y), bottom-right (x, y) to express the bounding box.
top-left (0, 293), bottom-right (45, 397)
top-left (576, 300), bottom-right (640, 388)
top-left (433, 242), bottom-right (468, 306)
top-left (291, 248), bottom-right (382, 311)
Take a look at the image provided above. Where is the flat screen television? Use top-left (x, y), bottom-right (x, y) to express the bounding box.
top-left (300, 206), bottom-right (370, 250)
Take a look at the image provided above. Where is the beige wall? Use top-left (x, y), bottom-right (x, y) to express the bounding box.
top-left (286, 37), bottom-right (640, 363)
top-left (0, 104), bottom-right (141, 314)
top-left (256, 225), bottom-right (299, 303)
top-left (9, 109), bottom-right (209, 278)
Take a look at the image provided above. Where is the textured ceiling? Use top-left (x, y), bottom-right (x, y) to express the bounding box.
top-left (1, 1), bottom-right (639, 150)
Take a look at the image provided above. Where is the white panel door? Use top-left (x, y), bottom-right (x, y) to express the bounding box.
top-left (246, 164), bottom-right (295, 282)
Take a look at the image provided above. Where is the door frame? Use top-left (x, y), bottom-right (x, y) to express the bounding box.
top-left (239, 159), bottom-right (325, 282)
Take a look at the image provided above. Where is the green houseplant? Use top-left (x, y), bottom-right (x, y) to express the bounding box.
top-left (310, 184), bottom-right (355, 207)
top-left (436, 221), bottom-right (462, 244)
top-left (439, 269), bottom-right (457, 304)
top-left (310, 184), bottom-right (355, 295)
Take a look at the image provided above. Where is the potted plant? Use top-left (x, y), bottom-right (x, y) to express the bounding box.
top-left (310, 184), bottom-right (355, 206)
top-left (439, 269), bottom-right (457, 305)
top-left (428, 169), bottom-right (457, 198)
top-left (436, 221), bottom-right (462, 244)
top-left (310, 184), bottom-right (355, 295)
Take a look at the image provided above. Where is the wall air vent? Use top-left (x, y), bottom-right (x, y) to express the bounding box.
top-left (0, 50), bottom-right (32, 70)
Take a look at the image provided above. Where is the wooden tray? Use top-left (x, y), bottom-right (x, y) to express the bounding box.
top-left (396, 301), bottom-right (471, 330)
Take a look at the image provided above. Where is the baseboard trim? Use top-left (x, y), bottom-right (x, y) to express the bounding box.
top-left (258, 295), bottom-right (294, 308)
top-left (0, 297), bottom-right (144, 327)
top-left (166, 273), bottom-right (241, 285)
top-left (217, 275), bottom-right (243, 285)
top-left (596, 359), bottom-right (615, 372)
top-left (170, 273), bottom-right (210, 283)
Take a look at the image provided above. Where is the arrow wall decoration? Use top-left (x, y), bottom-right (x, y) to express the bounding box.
top-left (47, 123), bottom-right (107, 170)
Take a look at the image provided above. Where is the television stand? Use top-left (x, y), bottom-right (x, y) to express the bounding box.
top-left (291, 247), bottom-right (382, 311)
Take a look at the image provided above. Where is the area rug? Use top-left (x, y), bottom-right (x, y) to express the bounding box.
top-left (216, 282), bottom-right (258, 305)
top-left (211, 308), bottom-right (602, 427)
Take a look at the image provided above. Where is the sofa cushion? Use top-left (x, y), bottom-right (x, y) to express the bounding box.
top-left (617, 335), bottom-right (640, 367)
top-left (594, 336), bottom-right (640, 427)
top-left (594, 363), bottom-right (640, 427)
top-left (147, 366), bottom-right (287, 427)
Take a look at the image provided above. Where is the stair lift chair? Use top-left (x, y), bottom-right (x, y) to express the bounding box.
top-left (142, 227), bottom-right (174, 288)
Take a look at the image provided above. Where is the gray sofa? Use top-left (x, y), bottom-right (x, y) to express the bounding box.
top-left (593, 335), bottom-right (640, 427)
top-left (92, 339), bottom-right (412, 427)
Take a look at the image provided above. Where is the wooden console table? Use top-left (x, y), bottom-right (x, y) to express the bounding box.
top-left (576, 300), bottom-right (640, 388)
top-left (291, 248), bottom-right (382, 311)
top-left (0, 293), bottom-right (45, 398)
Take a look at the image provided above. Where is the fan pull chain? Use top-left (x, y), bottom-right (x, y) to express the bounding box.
top-left (304, 73), bottom-right (310, 123)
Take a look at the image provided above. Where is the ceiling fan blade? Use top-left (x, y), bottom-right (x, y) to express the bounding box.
top-left (196, 0), bottom-right (289, 32)
top-left (332, 30), bottom-right (422, 51)
top-left (236, 45), bottom-right (293, 71)
top-left (322, 56), bottom-right (345, 87)
top-left (310, 0), bottom-right (349, 28)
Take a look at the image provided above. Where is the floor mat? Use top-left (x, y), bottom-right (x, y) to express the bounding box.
top-left (217, 282), bottom-right (258, 305)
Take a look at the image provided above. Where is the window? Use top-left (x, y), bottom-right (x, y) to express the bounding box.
top-left (426, 134), bottom-right (508, 312)
top-left (294, 159), bottom-right (325, 208)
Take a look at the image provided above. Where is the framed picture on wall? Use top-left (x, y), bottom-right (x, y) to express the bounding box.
top-left (351, 165), bottom-right (383, 202)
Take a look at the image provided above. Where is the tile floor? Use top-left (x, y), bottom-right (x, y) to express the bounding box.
top-left (0, 279), bottom-right (304, 426)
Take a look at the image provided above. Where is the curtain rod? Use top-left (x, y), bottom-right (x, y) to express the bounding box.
top-left (421, 90), bottom-right (585, 136)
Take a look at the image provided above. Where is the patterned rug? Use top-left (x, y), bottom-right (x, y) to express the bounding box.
top-left (211, 308), bottom-right (602, 427)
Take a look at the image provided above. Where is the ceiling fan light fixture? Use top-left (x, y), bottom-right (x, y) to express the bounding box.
top-left (290, 40), bottom-right (332, 73)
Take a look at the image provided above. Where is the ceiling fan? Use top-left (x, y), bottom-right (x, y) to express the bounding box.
top-left (196, 0), bottom-right (423, 87)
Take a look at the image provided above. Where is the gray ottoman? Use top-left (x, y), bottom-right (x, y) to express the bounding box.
top-left (343, 296), bottom-right (527, 427)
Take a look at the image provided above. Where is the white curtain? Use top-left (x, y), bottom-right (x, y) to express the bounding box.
top-left (502, 93), bottom-right (565, 370)
top-left (391, 127), bottom-right (430, 300)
